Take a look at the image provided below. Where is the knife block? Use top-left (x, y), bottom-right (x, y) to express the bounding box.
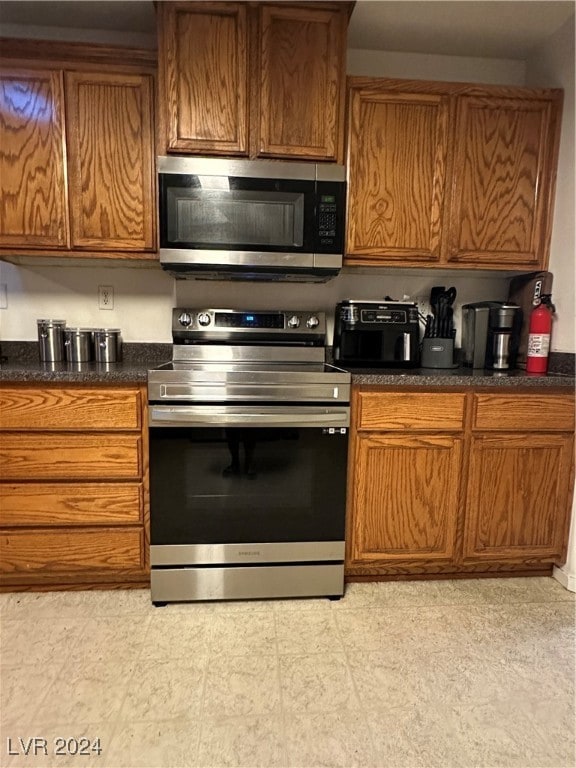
top-left (421, 338), bottom-right (455, 369)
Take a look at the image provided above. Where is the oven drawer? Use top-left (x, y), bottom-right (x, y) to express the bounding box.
top-left (151, 564), bottom-right (344, 602)
top-left (356, 391), bottom-right (466, 431)
top-left (0, 528), bottom-right (144, 574)
top-left (0, 483), bottom-right (143, 527)
top-left (0, 434), bottom-right (142, 480)
top-left (0, 387), bottom-right (142, 431)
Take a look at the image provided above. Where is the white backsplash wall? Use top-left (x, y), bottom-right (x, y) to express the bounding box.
top-left (0, 261), bottom-right (175, 342)
top-left (0, 260), bottom-right (510, 346)
top-left (174, 269), bottom-right (510, 347)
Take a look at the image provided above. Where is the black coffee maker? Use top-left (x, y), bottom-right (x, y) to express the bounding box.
top-left (462, 301), bottom-right (522, 370)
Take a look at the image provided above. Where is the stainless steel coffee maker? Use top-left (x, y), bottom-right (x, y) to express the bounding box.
top-left (462, 302), bottom-right (521, 370)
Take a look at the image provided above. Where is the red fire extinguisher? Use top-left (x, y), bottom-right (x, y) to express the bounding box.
top-left (526, 294), bottom-right (555, 374)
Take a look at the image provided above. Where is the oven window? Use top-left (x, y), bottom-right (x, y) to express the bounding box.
top-left (159, 174), bottom-right (315, 252)
top-left (149, 426), bottom-right (347, 544)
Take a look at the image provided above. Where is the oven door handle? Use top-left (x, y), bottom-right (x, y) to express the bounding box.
top-left (149, 405), bottom-right (350, 428)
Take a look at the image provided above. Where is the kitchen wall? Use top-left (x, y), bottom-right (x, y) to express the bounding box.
top-left (523, 16), bottom-right (576, 591)
top-left (0, 43), bottom-right (543, 345)
top-left (525, 16), bottom-right (575, 356)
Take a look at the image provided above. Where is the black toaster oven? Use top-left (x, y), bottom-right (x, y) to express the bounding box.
top-left (333, 300), bottom-right (420, 367)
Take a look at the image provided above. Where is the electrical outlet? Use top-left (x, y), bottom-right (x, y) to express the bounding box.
top-left (98, 285), bottom-right (114, 310)
top-left (0, 283), bottom-right (7, 309)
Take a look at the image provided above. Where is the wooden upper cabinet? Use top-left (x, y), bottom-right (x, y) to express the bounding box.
top-left (345, 78), bottom-right (562, 271)
top-left (256, 4), bottom-right (346, 160)
top-left (157, 1), bottom-right (248, 155)
top-left (156, 1), bottom-right (348, 161)
top-left (346, 88), bottom-right (450, 263)
top-left (446, 96), bottom-right (561, 268)
top-left (65, 71), bottom-right (155, 251)
top-left (0, 68), bottom-right (69, 248)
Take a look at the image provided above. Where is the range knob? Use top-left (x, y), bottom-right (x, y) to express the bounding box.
top-left (197, 312), bottom-right (211, 327)
top-left (178, 311), bottom-right (192, 327)
top-left (287, 315), bottom-right (301, 329)
top-left (306, 315), bottom-right (320, 329)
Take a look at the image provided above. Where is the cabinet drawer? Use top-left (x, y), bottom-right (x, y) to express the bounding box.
top-left (356, 391), bottom-right (466, 431)
top-left (0, 528), bottom-right (144, 574)
top-left (0, 434), bottom-right (142, 480)
top-left (0, 387), bottom-right (142, 431)
top-left (0, 483), bottom-right (143, 527)
top-left (474, 394), bottom-right (575, 431)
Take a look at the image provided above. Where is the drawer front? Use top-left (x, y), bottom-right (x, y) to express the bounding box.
top-left (356, 391), bottom-right (466, 431)
top-left (0, 483), bottom-right (143, 526)
top-left (0, 528), bottom-right (144, 574)
top-left (0, 387), bottom-right (142, 430)
top-left (0, 434), bottom-right (142, 480)
top-left (474, 393), bottom-right (575, 431)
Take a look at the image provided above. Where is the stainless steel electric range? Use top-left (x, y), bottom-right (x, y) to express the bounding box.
top-left (147, 308), bottom-right (351, 604)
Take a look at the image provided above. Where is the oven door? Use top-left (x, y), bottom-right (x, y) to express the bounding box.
top-left (149, 405), bottom-right (349, 566)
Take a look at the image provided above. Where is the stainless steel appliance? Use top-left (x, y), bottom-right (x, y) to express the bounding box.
top-left (37, 319), bottom-right (66, 362)
top-left (487, 304), bottom-right (521, 370)
top-left (333, 300), bottom-right (420, 367)
top-left (147, 308), bottom-right (351, 604)
top-left (158, 156), bottom-right (346, 282)
top-left (462, 302), bottom-right (521, 370)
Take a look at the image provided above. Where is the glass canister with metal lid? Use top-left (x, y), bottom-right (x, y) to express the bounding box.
top-left (94, 328), bottom-right (123, 363)
top-left (37, 319), bottom-right (66, 362)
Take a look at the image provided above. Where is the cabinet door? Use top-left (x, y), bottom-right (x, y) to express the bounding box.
top-left (65, 71), bottom-right (154, 251)
top-left (446, 95), bottom-right (561, 268)
top-left (346, 89), bottom-right (449, 263)
top-left (256, 4), bottom-right (346, 160)
top-left (0, 68), bottom-right (69, 248)
top-left (158, 1), bottom-right (248, 155)
top-left (347, 433), bottom-right (463, 568)
top-left (464, 433), bottom-right (574, 563)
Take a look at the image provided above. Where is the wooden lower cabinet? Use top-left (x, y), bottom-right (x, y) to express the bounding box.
top-left (346, 387), bottom-right (575, 578)
top-left (0, 384), bottom-right (150, 590)
top-left (348, 433), bottom-right (463, 568)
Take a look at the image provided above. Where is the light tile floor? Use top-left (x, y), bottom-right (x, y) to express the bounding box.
top-left (0, 577), bottom-right (574, 768)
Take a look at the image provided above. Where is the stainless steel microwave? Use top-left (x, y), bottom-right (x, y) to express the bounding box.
top-left (158, 156), bottom-right (346, 282)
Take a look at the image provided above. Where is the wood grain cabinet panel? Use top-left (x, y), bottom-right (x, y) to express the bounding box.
top-left (0, 528), bottom-right (144, 575)
top-left (0, 68), bottom-right (69, 248)
top-left (473, 393), bottom-right (575, 432)
top-left (0, 434), bottom-right (142, 480)
top-left (345, 79), bottom-right (562, 271)
top-left (356, 391), bottom-right (465, 431)
top-left (0, 483), bottom-right (143, 527)
top-left (0, 387), bottom-right (142, 430)
top-left (447, 96), bottom-right (559, 268)
top-left (0, 383), bottom-right (149, 590)
top-left (65, 71), bottom-right (154, 251)
top-left (157, 1), bottom-right (348, 161)
top-left (463, 433), bottom-right (574, 563)
top-left (158, 1), bottom-right (248, 154)
top-left (256, 4), bottom-right (345, 160)
top-left (346, 89), bottom-right (449, 262)
top-left (348, 433), bottom-right (462, 566)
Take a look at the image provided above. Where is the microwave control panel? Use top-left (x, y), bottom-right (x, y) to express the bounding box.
top-left (315, 182), bottom-right (345, 252)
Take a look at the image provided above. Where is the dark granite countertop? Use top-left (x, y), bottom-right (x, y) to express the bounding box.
top-left (0, 342), bottom-right (574, 389)
top-left (0, 342), bottom-right (171, 384)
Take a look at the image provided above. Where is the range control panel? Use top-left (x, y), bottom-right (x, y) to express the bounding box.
top-left (172, 308), bottom-right (326, 342)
